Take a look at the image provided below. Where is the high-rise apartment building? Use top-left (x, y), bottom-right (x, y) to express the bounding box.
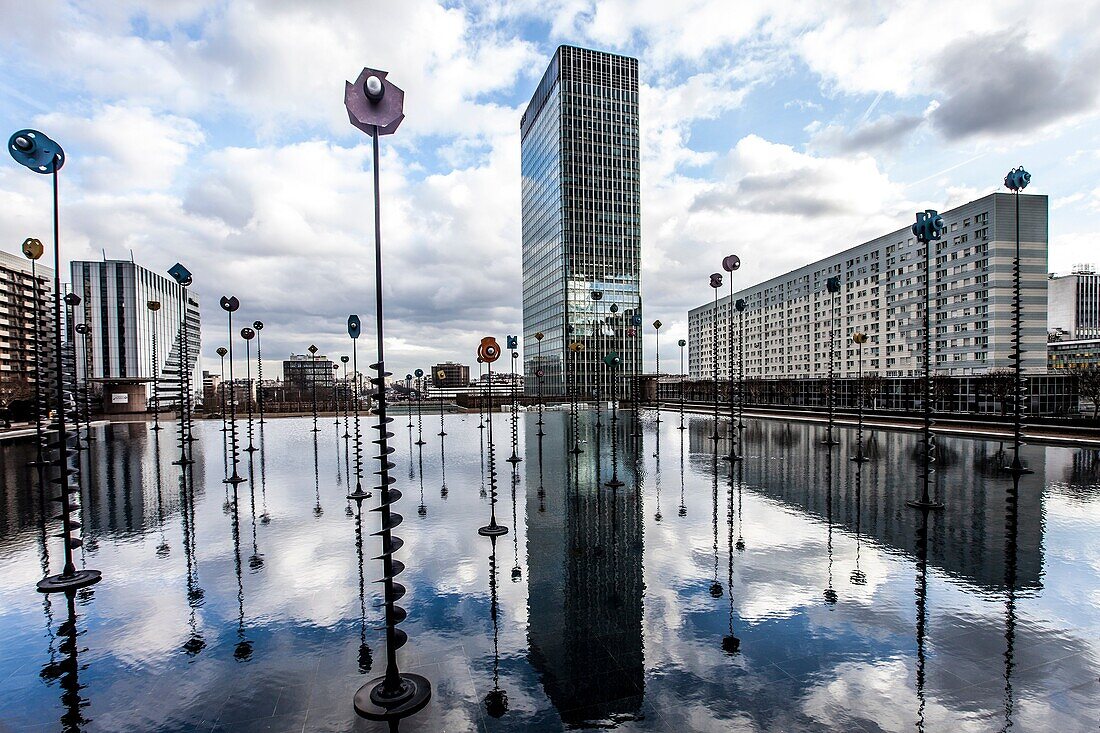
top-left (688, 192), bottom-right (1048, 379)
top-left (0, 249), bottom-right (55, 404)
top-left (70, 260), bottom-right (201, 410)
top-left (520, 45), bottom-right (641, 397)
top-left (1048, 264), bottom-right (1099, 340)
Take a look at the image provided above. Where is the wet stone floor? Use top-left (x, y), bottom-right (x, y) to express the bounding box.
top-left (0, 408), bottom-right (1098, 732)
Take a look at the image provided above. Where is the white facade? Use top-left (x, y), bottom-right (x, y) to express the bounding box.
top-left (0, 249), bottom-right (55, 390)
top-left (70, 260), bottom-right (201, 407)
top-left (1048, 266), bottom-right (1100, 340)
top-left (688, 192), bottom-right (1048, 380)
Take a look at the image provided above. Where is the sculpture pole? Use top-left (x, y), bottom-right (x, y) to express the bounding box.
top-left (507, 337), bottom-right (521, 463)
top-left (907, 210), bottom-right (945, 510)
top-left (345, 67), bottom-right (430, 720)
top-left (534, 331), bottom-right (545, 436)
top-left (823, 276), bottom-right (841, 446)
top-left (678, 338), bottom-right (687, 430)
top-left (241, 327), bottom-right (257, 453)
top-left (65, 295), bottom-right (85, 451)
top-left (168, 263), bottom-right (194, 466)
top-left (709, 273), bottom-right (723, 442)
top-left (9, 129), bottom-right (100, 593)
top-left (253, 321), bottom-right (265, 424)
top-left (220, 296), bottom-right (245, 485)
top-left (477, 337), bottom-right (508, 536)
top-left (1004, 166), bottom-right (1032, 474)
top-left (721, 254), bottom-right (741, 459)
top-left (308, 344), bottom-right (320, 432)
top-left (22, 238), bottom-right (47, 470)
top-left (851, 333), bottom-right (869, 462)
top-left (148, 301), bottom-right (162, 431)
top-left (340, 356), bottom-right (351, 439)
top-left (653, 319), bottom-right (662, 423)
top-left (591, 291), bottom-right (604, 428)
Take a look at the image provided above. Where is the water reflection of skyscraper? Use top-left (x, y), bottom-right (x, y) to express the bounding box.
top-left (525, 416), bottom-right (644, 724)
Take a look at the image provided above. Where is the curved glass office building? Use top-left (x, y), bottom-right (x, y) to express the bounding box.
top-left (520, 45), bottom-right (641, 398)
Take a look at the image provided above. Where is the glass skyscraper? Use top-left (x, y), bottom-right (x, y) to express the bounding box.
top-left (520, 45), bottom-right (641, 398)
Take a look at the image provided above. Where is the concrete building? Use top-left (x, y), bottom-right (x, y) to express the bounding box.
top-left (688, 192), bottom-right (1048, 380)
top-left (282, 354), bottom-right (335, 392)
top-left (0, 249), bottom-right (55, 410)
top-left (431, 362), bottom-right (470, 387)
top-left (1048, 264), bottom-right (1099, 341)
top-left (70, 260), bottom-right (201, 413)
top-left (520, 45), bottom-right (642, 397)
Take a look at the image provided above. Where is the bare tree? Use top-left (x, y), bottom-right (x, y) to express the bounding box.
top-left (1055, 362), bottom-right (1100, 420)
top-left (0, 374), bottom-right (33, 423)
top-left (976, 368), bottom-right (1015, 416)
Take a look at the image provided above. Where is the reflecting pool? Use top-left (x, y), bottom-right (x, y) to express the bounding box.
top-left (0, 410), bottom-right (1098, 732)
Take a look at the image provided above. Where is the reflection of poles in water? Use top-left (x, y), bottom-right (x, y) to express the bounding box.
top-left (483, 535), bottom-right (509, 720)
top-left (180, 469), bottom-right (206, 657)
top-left (510, 462), bottom-right (521, 581)
top-left (154, 430), bottom-right (169, 557)
top-left (723, 470), bottom-right (740, 654)
top-left (709, 453), bottom-right (723, 598)
top-left (914, 501), bottom-right (931, 733)
top-left (653, 416), bottom-right (662, 521)
top-left (850, 463), bottom-right (866, 585)
top-left (354, 503), bottom-right (374, 675)
top-left (536, 429), bottom-right (546, 513)
top-left (605, 359), bottom-right (623, 488)
top-left (39, 590), bottom-right (92, 731)
top-left (258, 424), bottom-right (270, 525)
top-left (678, 428), bottom-right (687, 517)
top-left (312, 430), bottom-right (323, 518)
top-left (247, 454), bottom-right (264, 571)
top-left (417, 445), bottom-right (426, 518)
top-left (1000, 473), bottom-right (1021, 732)
top-left (439, 422), bottom-right (448, 499)
top-left (734, 459), bottom-right (745, 551)
top-left (229, 484), bottom-right (253, 661)
top-left (823, 451), bottom-right (837, 605)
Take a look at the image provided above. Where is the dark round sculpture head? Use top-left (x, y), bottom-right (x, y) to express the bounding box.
top-left (535, 331), bottom-right (544, 341)
top-left (653, 319), bottom-right (662, 330)
top-left (148, 300), bottom-right (161, 312)
top-left (220, 296), bottom-right (239, 313)
top-left (591, 290), bottom-right (603, 301)
top-left (217, 347), bottom-right (228, 358)
top-left (735, 298), bottom-right (746, 312)
top-left (1004, 166), bottom-right (1030, 192)
top-left (74, 323), bottom-right (88, 335)
top-left (347, 314), bottom-right (361, 340)
top-left (168, 263), bottom-right (193, 287)
top-left (21, 237), bottom-right (43, 260)
top-left (253, 320), bottom-right (264, 331)
top-left (341, 356), bottom-right (350, 364)
top-left (414, 368), bottom-right (424, 378)
top-left (484, 689), bottom-right (509, 719)
top-left (722, 254), bottom-right (741, 272)
top-left (710, 272), bottom-right (723, 289)
top-left (826, 275), bottom-right (841, 294)
top-left (852, 332), bottom-right (868, 345)
top-left (610, 304), bottom-right (618, 313)
top-left (345, 67), bottom-right (405, 137)
top-left (478, 337), bottom-right (501, 363)
top-left (64, 292), bottom-right (81, 307)
top-left (678, 338), bottom-right (687, 347)
top-left (8, 129), bottom-right (65, 173)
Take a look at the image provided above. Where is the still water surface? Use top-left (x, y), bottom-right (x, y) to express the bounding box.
top-left (0, 411), bottom-right (1098, 732)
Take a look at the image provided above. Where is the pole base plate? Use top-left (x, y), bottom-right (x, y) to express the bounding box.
top-left (353, 673), bottom-right (432, 721)
top-left (37, 569), bottom-right (101, 594)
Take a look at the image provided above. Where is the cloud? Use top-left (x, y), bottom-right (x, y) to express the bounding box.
top-left (809, 114), bottom-right (922, 154)
top-left (929, 31), bottom-right (1100, 140)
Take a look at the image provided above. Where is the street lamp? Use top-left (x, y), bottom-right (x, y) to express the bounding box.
top-left (851, 332), bottom-right (869, 463)
top-left (1004, 166), bottom-right (1033, 474)
top-left (907, 209), bottom-right (946, 511)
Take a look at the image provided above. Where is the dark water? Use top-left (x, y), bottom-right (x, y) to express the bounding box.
top-left (0, 409), bottom-right (1098, 732)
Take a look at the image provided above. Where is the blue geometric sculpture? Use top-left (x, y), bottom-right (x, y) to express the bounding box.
top-left (8, 129), bottom-right (65, 173)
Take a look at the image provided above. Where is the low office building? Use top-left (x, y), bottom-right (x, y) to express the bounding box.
top-left (688, 192), bottom-right (1048, 380)
top-left (1048, 264), bottom-right (1099, 340)
top-left (70, 260), bottom-right (201, 413)
top-left (431, 362), bottom-right (470, 387)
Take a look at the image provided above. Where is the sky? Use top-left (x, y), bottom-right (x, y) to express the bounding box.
top-left (2, 0), bottom-right (1100, 378)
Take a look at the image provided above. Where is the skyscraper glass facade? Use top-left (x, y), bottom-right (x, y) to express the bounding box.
top-left (521, 45), bottom-right (641, 397)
